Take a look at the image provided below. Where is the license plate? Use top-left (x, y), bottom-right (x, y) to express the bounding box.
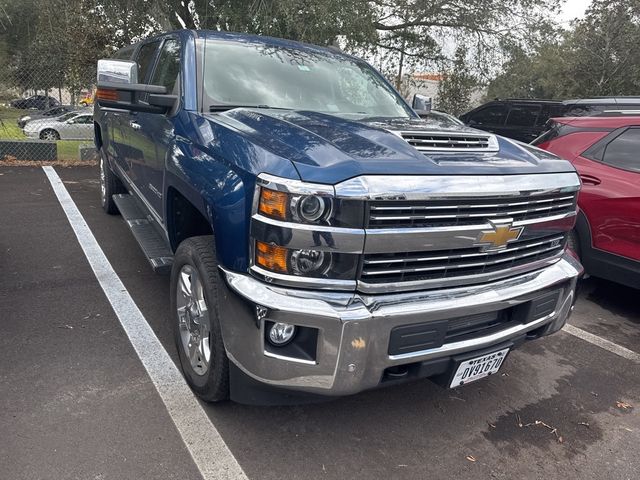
top-left (450, 348), bottom-right (509, 388)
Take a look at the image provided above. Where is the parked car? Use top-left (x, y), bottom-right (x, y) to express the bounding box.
top-left (23, 110), bottom-right (93, 140)
top-left (17, 105), bottom-right (77, 128)
top-left (10, 94), bottom-right (60, 110)
top-left (459, 99), bottom-right (564, 143)
top-left (79, 93), bottom-right (94, 106)
top-left (533, 116), bottom-right (640, 289)
top-left (94, 30), bottom-right (582, 404)
top-left (562, 97), bottom-right (640, 117)
top-left (461, 97), bottom-right (640, 143)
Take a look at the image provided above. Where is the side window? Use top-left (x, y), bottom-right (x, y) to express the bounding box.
top-left (563, 104), bottom-right (605, 116)
top-left (602, 128), bottom-right (640, 172)
top-left (506, 104), bottom-right (540, 127)
top-left (150, 39), bottom-right (181, 95)
top-left (74, 115), bottom-right (93, 124)
top-left (469, 105), bottom-right (507, 126)
top-left (135, 41), bottom-right (160, 83)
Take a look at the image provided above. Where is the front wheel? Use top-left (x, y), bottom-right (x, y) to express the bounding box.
top-left (171, 236), bottom-right (229, 402)
top-left (567, 229), bottom-right (581, 260)
top-left (40, 129), bottom-right (59, 140)
top-left (99, 149), bottom-right (126, 214)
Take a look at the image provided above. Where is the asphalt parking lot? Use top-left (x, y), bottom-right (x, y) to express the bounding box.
top-left (1, 165), bottom-right (639, 480)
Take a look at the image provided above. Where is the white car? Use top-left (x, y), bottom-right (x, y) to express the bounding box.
top-left (23, 111), bottom-right (94, 140)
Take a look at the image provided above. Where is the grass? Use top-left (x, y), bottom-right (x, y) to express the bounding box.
top-left (0, 106), bottom-right (95, 162)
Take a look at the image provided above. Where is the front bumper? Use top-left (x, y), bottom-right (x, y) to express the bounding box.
top-left (218, 252), bottom-right (582, 399)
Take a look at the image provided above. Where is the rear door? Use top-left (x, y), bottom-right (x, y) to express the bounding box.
top-left (118, 40), bottom-right (162, 205)
top-left (576, 127), bottom-right (640, 261)
top-left (136, 36), bottom-right (182, 218)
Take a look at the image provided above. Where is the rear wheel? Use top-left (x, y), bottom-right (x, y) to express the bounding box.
top-left (99, 149), bottom-right (126, 214)
top-left (171, 236), bottom-right (229, 402)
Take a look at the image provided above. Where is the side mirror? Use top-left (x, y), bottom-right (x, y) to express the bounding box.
top-left (97, 59), bottom-right (138, 84)
top-left (412, 94), bottom-right (432, 116)
top-left (96, 58), bottom-right (177, 114)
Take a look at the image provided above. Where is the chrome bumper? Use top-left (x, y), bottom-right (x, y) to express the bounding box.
top-left (218, 252), bottom-right (582, 397)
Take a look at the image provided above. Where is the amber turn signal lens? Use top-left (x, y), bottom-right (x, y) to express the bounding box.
top-left (255, 241), bottom-right (288, 273)
top-left (96, 88), bottom-right (119, 101)
top-left (259, 188), bottom-right (288, 220)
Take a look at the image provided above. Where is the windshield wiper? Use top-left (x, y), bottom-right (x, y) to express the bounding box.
top-left (209, 104), bottom-right (293, 112)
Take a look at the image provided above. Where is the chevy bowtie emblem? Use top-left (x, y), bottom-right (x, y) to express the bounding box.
top-left (476, 221), bottom-right (523, 250)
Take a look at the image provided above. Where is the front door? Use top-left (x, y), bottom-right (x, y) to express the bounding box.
top-left (501, 104), bottom-right (541, 143)
top-left (466, 104), bottom-right (508, 137)
top-left (576, 127), bottom-right (640, 261)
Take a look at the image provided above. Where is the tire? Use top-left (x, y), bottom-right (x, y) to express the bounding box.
top-left (99, 149), bottom-right (126, 214)
top-left (40, 129), bottom-right (59, 140)
top-left (567, 229), bottom-right (581, 259)
top-left (171, 236), bottom-right (230, 402)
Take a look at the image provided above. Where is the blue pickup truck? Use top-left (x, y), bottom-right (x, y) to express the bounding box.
top-left (94, 30), bottom-right (583, 404)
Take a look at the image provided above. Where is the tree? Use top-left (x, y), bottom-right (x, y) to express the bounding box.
top-left (436, 47), bottom-right (478, 115)
top-left (486, 0), bottom-right (640, 100)
top-left (564, 0), bottom-right (640, 96)
top-left (485, 41), bottom-right (568, 100)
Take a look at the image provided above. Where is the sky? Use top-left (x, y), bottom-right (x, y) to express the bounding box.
top-left (559, 0), bottom-right (592, 24)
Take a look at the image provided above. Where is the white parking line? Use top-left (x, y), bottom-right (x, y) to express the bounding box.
top-left (43, 166), bottom-right (248, 480)
top-left (564, 323), bottom-right (640, 363)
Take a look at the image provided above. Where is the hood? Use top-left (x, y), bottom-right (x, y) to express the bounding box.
top-left (210, 109), bottom-right (576, 184)
top-left (24, 117), bottom-right (61, 128)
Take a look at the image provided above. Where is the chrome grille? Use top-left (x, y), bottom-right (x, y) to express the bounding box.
top-left (368, 192), bottom-right (577, 228)
top-left (360, 234), bottom-right (566, 285)
top-left (399, 131), bottom-right (498, 152)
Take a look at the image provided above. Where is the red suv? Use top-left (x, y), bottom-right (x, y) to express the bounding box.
top-left (533, 115), bottom-right (640, 289)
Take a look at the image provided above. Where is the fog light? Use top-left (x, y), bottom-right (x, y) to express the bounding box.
top-left (268, 322), bottom-right (296, 346)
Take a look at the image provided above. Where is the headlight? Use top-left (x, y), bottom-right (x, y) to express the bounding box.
top-left (292, 195), bottom-right (330, 222)
top-left (259, 188), bottom-right (332, 224)
top-left (257, 186), bottom-right (363, 228)
top-left (254, 241), bottom-right (358, 280)
top-left (252, 174), bottom-right (365, 288)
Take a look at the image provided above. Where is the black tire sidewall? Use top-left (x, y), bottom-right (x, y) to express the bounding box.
top-left (100, 149), bottom-right (125, 214)
top-left (568, 229), bottom-right (581, 260)
top-left (41, 129), bottom-right (59, 140)
top-left (170, 236), bottom-right (229, 402)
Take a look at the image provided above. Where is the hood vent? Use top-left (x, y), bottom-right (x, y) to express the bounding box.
top-left (397, 131), bottom-right (500, 153)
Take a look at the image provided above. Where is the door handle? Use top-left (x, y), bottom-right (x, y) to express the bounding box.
top-left (129, 120), bottom-right (141, 130)
top-left (580, 174), bottom-right (601, 186)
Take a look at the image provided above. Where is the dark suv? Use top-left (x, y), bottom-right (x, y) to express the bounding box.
top-left (459, 99), bottom-right (563, 143)
top-left (562, 97), bottom-right (640, 116)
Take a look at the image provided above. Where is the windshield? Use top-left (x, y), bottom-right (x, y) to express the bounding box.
top-left (201, 39), bottom-right (413, 119)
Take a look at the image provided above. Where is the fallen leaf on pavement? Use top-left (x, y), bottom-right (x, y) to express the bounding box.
top-left (616, 401), bottom-right (633, 410)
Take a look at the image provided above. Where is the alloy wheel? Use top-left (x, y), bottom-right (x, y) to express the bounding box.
top-left (176, 265), bottom-right (211, 376)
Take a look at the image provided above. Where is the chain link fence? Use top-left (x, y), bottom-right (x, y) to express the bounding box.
top-left (0, 63), bottom-right (99, 162)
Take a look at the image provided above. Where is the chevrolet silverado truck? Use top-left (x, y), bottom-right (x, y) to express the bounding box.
top-left (94, 30), bottom-right (583, 404)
